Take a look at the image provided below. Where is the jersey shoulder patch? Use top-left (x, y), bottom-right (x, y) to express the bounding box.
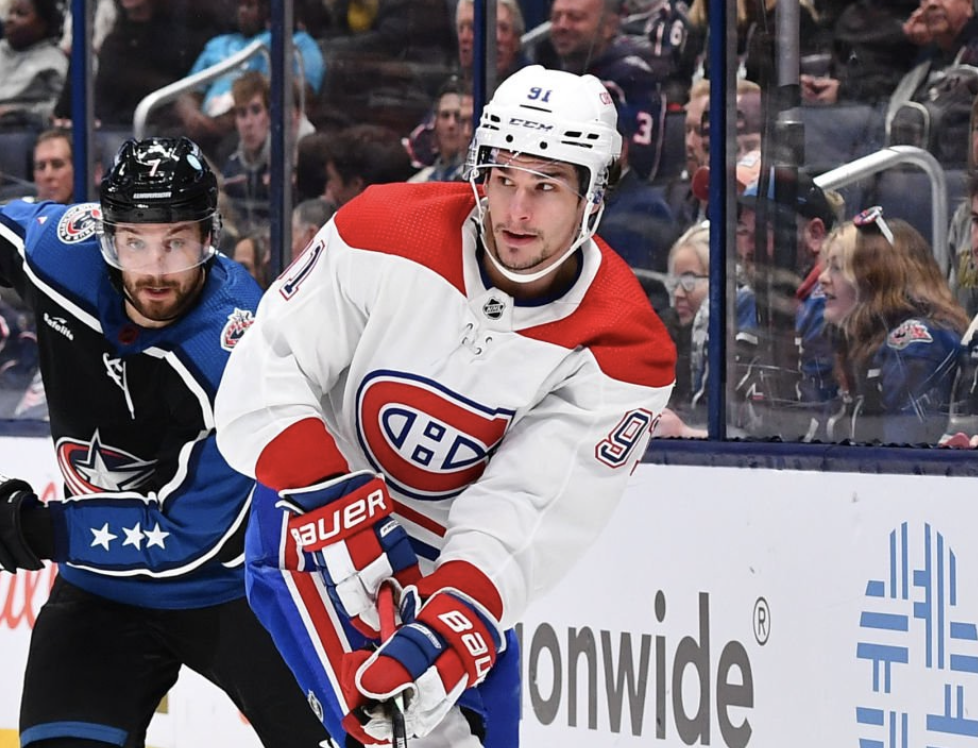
top-left (171, 258), bottom-right (263, 389)
top-left (886, 319), bottom-right (934, 350)
top-left (332, 182), bottom-right (473, 293)
top-left (57, 203), bottom-right (102, 244)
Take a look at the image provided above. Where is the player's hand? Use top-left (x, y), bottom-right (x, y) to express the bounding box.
top-left (281, 471), bottom-right (420, 637)
top-left (0, 474), bottom-right (46, 573)
top-left (341, 586), bottom-right (504, 743)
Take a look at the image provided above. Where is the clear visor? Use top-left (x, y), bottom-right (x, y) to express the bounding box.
top-left (469, 149), bottom-right (600, 285)
top-left (99, 219), bottom-right (215, 275)
top-left (470, 150), bottom-right (587, 200)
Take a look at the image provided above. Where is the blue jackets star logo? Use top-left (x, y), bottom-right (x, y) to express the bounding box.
top-left (56, 431), bottom-right (156, 495)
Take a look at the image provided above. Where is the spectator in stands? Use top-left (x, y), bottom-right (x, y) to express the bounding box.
top-left (318, 0), bottom-right (454, 137)
top-left (220, 71), bottom-right (314, 234)
top-left (598, 102), bottom-right (677, 311)
top-left (685, 78), bottom-right (710, 182)
top-left (539, 0), bottom-right (667, 181)
top-left (174, 0), bottom-right (325, 161)
top-left (660, 222), bottom-right (710, 431)
top-left (887, 0), bottom-right (978, 126)
top-left (818, 221), bottom-right (859, 327)
top-left (687, 0), bottom-right (821, 86)
top-left (699, 79), bottom-right (764, 162)
top-left (0, 0), bottom-right (67, 130)
top-left (800, 0), bottom-right (918, 105)
top-left (295, 131), bottom-right (332, 203)
top-left (407, 78), bottom-right (473, 184)
top-left (232, 230), bottom-right (270, 289)
top-left (733, 170), bottom-right (842, 438)
top-left (402, 0), bottom-right (526, 169)
top-left (290, 197), bottom-right (335, 261)
top-left (821, 208), bottom-right (969, 445)
top-left (222, 71), bottom-right (272, 236)
top-left (322, 123), bottom-right (414, 210)
top-left (32, 128), bottom-right (74, 203)
top-left (656, 77), bottom-right (709, 228)
top-left (946, 181), bottom-right (978, 445)
top-left (455, 0), bottom-right (527, 84)
top-left (56, 0), bottom-right (211, 132)
top-left (947, 104), bottom-right (978, 314)
top-left (668, 79), bottom-right (760, 228)
top-left (60, 0), bottom-right (237, 57)
top-left (325, 0), bottom-right (454, 66)
top-left (735, 85), bottom-right (763, 159)
top-left (622, 0), bottom-right (702, 106)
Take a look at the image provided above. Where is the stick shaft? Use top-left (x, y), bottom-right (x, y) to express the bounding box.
top-left (378, 582), bottom-right (408, 748)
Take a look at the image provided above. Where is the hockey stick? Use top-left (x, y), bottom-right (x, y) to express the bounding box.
top-left (378, 580), bottom-right (408, 748)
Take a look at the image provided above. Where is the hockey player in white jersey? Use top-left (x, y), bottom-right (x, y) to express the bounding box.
top-left (215, 65), bottom-right (676, 747)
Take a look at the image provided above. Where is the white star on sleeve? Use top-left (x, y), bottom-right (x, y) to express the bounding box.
top-left (145, 523), bottom-right (170, 549)
top-left (91, 523), bottom-right (117, 550)
top-left (122, 523), bottom-right (145, 550)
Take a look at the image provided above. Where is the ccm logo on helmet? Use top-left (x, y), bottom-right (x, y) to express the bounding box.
top-left (508, 117), bottom-right (553, 131)
top-left (289, 486), bottom-right (390, 551)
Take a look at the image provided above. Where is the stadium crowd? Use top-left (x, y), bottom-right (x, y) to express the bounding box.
top-left (0, 0), bottom-right (976, 448)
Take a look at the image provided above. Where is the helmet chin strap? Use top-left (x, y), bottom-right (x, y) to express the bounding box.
top-left (475, 196), bottom-right (605, 285)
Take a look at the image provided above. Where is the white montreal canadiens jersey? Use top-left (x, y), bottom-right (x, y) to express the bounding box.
top-left (215, 182), bottom-right (675, 627)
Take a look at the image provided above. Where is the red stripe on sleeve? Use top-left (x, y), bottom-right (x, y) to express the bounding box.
top-left (256, 417), bottom-right (350, 491)
top-left (418, 560), bottom-right (504, 622)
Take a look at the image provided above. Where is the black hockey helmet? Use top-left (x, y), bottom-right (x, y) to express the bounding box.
top-left (99, 137), bottom-right (221, 272)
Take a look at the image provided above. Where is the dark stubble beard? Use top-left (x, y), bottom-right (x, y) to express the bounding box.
top-left (123, 268), bottom-right (206, 324)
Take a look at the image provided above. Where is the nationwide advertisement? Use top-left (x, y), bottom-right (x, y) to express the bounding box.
top-left (2, 438), bottom-right (977, 747)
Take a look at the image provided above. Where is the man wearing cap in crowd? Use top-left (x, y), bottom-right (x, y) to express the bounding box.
top-left (733, 168), bottom-right (844, 439)
top-left (676, 80), bottom-right (764, 223)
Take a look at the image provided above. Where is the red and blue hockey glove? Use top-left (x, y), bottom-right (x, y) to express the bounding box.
top-left (340, 584), bottom-right (505, 743)
top-left (281, 471), bottom-right (420, 637)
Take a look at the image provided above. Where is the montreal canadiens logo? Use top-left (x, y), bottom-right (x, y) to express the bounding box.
top-left (57, 203), bottom-right (102, 244)
top-left (221, 307), bottom-right (255, 351)
top-left (56, 431), bottom-right (156, 495)
top-left (356, 371), bottom-right (514, 500)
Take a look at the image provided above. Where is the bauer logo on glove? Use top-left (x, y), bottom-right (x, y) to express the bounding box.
top-left (278, 471), bottom-right (421, 639)
top-left (288, 482), bottom-right (391, 551)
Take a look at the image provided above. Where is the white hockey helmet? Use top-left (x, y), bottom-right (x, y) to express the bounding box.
top-left (468, 65), bottom-right (623, 284)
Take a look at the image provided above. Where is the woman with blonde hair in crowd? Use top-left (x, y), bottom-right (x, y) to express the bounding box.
top-left (819, 208), bottom-right (969, 445)
top-left (655, 223), bottom-right (709, 439)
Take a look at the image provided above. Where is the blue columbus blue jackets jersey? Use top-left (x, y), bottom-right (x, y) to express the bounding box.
top-left (843, 317), bottom-right (963, 445)
top-left (587, 36), bottom-right (667, 182)
top-left (0, 199), bottom-right (262, 609)
top-left (795, 275), bottom-right (837, 404)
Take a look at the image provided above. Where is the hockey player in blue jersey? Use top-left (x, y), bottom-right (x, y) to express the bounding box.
top-left (0, 137), bottom-right (331, 748)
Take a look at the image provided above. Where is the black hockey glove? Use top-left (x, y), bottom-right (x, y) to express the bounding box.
top-left (0, 474), bottom-right (48, 572)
